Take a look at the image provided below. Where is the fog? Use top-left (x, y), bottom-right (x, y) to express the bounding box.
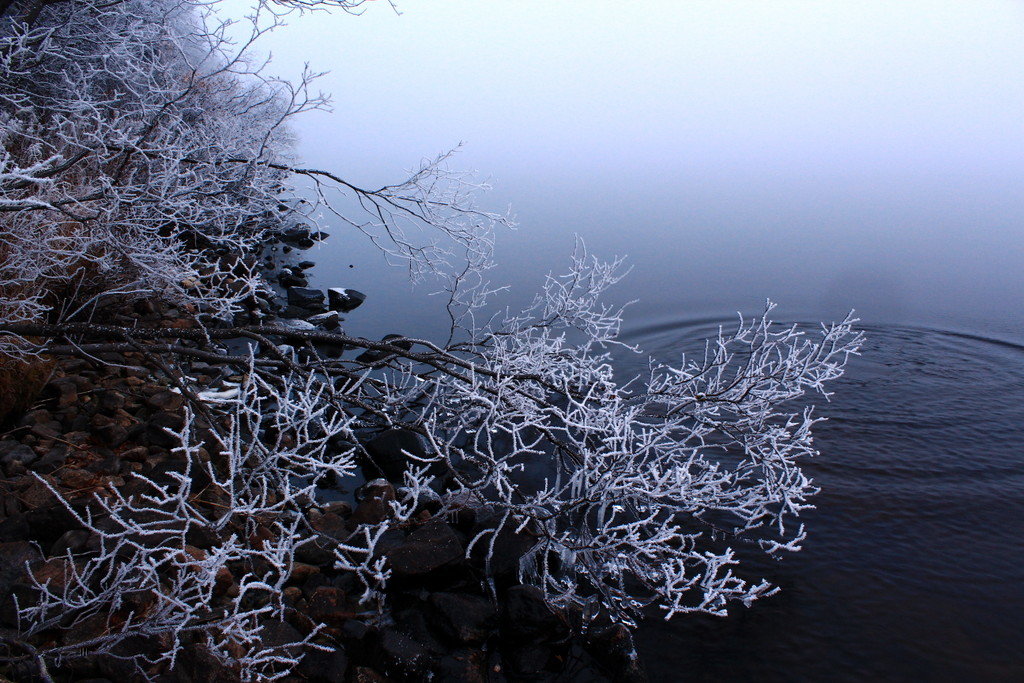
top-left (220, 0), bottom-right (1024, 338)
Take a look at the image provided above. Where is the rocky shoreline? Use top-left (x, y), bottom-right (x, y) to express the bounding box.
top-left (0, 228), bottom-right (646, 682)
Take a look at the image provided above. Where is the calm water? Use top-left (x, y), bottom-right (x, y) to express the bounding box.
top-left (236, 1), bottom-right (1024, 677)
top-left (298, 177), bottom-right (1024, 681)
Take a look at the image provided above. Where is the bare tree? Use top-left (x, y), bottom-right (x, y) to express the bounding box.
top-left (0, 0), bottom-right (864, 678)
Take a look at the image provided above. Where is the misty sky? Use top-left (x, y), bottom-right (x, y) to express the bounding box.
top-left (220, 0), bottom-right (1024, 335)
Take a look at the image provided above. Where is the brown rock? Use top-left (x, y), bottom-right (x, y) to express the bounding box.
top-left (307, 586), bottom-right (352, 626)
top-left (288, 562), bottom-right (321, 584)
top-left (147, 390), bottom-right (184, 411)
top-left (50, 379), bottom-right (78, 408)
top-left (60, 468), bottom-right (96, 491)
top-left (311, 512), bottom-right (348, 539)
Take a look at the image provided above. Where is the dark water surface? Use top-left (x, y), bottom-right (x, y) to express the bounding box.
top-left (298, 172), bottom-right (1024, 680)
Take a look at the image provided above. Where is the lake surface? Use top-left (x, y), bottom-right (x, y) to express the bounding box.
top-left (297, 165), bottom-right (1024, 681)
top-left (232, 1), bottom-right (1024, 677)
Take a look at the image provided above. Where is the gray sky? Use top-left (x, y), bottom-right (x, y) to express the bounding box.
top-left (220, 0), bottom-right (1024, 335)
top-left (223, 0), bottom-right (1024, 180)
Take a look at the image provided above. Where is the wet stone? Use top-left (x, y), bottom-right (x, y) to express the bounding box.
top-left (297, 645), bottom-right (348, 683)
top-left (429, 592), bottom-right (498, 645)
top-left (327, 288), bottom-right (366, 313)
top-left (287, 287), bottom-right (327, 312)
top-left (146, 390), bottom-right (184, 411)
top-left (0, 441), bottom-right (38, 468)
top-left (503, 585), bottom-right (566, 641)
top-left (386, 520), bottom-right (464, 577)
top-left (376, 627), bottom-right (433, 676)
top-left (307, 586), bottom-right (350, 626)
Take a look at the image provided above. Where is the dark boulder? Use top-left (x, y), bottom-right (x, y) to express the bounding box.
top-left (363, 429), bottom-right (430, 483)
top-left (470, 522), bottom-right (538, 578)
top-left (279, 225), bottom-right (317, 249)
top-left (0, 441), bottom-right (38, 468)
top-left (429, 592), bottom-right (498, 645)
top-left (297, 645), bottom-right (348, 683)
top-left (436, 648), bottom-right (489, 683)
top-left (0, 541), bottom-right (42, 611)
top-left (287, 287), bottom-right (326, 312)
top-left (277, 268), bottom-right (308, 288)
top-left (386, 520), bottom-right (464, 577)
top-left (308, 311), bottom-right (342, 331)
top-left (374, 627), bottom-right (434, 678)
top-left (175, 644), bottom-right (238, 683)
top-left (307, 586), bottom-right (351, 627)
top-left (146, 390), bottom-right (184, 412)
top-left (503, 585), bottom-right (566, 641)
top-left (585, 622), bottom-right (647, 682)
top-left (146, 411), bottom-right (185, 449)
top-left (349, 479), bottom-right (396, 527)
top-left (327, 288), bottom-right (366, 313)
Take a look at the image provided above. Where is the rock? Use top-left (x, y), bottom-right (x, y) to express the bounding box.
top-left (146, 411), bottom-right (184, 449)
top-left (308, 310), bottom-right (341, 331)
top-left (0, 441), bottom-right (38, 468)
top-left (277, 268), bottom-right (307, 288)
top-left (311, 512), bottom-right (348, 540)
top-left (295, 537), bottom-right (336, 566)
top-left (363, 429), bottom-right (431, 483)
top-left (327, 288), bottom-right (366, 313)
top-left (288, 562), bottom-right (321, 584)
top-left (376, 627), bottom-right (433, 677)
top-left (50, 529), bottom-right (91, 557)
top-left (35, 444), bottom-right (69, 472)
top-left (98, 389), bottom-right (126, 413)
top-left (386, 520), bottom-right (464, 577)
top-left (96, 422), bottom-right (128, 447)
top-left (297, 260), bottom-right (316, 270)
top-left (342, 619), bottom-right (370, 642)
top-left (393, 607), bottom-right (449, 655)
top-left (61, 468), bottom-right (96, 490)
top-left (507, 644), bottom-right (554, 677)
top-left (321, 500), bottom-right (352, 517)
top-left (0, 541), bottom-right (41, 592)
top-left (29, 421), bottom-right (60, 440)
top-left (429, 592), bottom-right (498, 645)
top-left (278, 317), bottom-right (316, 331)
top-left (18, 478), bottom-right (60, 510)
top-left (297, 645), bottom-right (348, 683)
top-left (121, 446), bottom-right (149, 462)
top-left (472, 523), bottom-right (538, 578)
top-left (349, 479), bottom-right (396, 526)
top-left (503, 586), bottom-right (565, 641)
top-left (18, 408), bottom-right (52, 427)
top-left (260, 619), bottom-right (304, 657)
top-left (586, 622), bottom-right (646, 682)
top-left (436, 648), bottom-right (489, 683)
top-left (279, 225), bottom-right (316, 247)
top-left (146, 390), bottom-right (184, 411)
top-left (48, 378), bottom-right (78, 408)
top-left (176, 644), bottom-right (238, 683)
top-left (307, 586), bottom-right (351, 626)
top-left (350, 667), bottom-right (388, 683)
top-left (287, 287), bottom-right (326, 312)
